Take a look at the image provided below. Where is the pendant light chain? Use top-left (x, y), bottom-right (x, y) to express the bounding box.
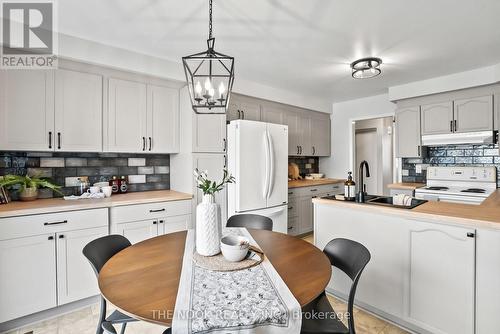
top-left (208, 0), bottom-right (213, 40)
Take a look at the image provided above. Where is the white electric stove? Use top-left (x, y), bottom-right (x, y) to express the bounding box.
top-left (415, 166), bottom-right (497, 205)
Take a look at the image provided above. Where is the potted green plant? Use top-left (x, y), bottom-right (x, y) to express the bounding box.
top-left (0, 174), bottom-right (62, 201)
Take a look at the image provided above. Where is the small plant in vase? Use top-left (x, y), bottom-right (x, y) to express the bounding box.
top-left (0, 174), bottom-right (62, 201)
top-left (194, 168), bottom-right (235, 256)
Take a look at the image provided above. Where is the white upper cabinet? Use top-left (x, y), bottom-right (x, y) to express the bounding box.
top-left (147, 84), bottom-right (179, 153)
top-left (261, 104), bottom-right (286, 125)
top-left (0, 70), bottom-right (55, 151)
top-left (284, 111), bottom-right (300, 155)
top-left (421, 101), bottom-right (454, 135)
top-left (297, 112), bottom-right (312, 156)
top-left (310, 113), bottom-right (331, 156)
top-left (107, 78), bottom-right (148, 152)
top-left (55, 69), bottom-right (103, 152)
top-left (396, 106), bottom-right (422, 158)
top-left (227, 94), bottom-right (262, 121)
top-left (193, 114), bottom-right (227, 153)
top-left (454, 95), bottom-right (493, 133)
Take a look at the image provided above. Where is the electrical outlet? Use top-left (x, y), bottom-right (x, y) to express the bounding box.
top-left (305, 163), bottom-right (312, 169)
top-left (416, 165), bottom-right (422, 174)
top-left (402, 169), bottom-right (409, 176)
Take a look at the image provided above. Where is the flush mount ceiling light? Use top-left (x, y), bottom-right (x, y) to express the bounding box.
top-left (182, 0), bottom-right (234, 114)
top-left (350, 57), bottom-right (382, 79)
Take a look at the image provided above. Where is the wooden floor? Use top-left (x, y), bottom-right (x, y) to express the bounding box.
top-left (6, 234), bottom-right (409, 334)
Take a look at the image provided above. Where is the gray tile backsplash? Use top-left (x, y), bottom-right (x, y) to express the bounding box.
top-left (288, 157), bottom-right (320, 176)
top-left (0, 152), bottom-right (170, 198)
top-left (402, 144), bottom-right (500, 187)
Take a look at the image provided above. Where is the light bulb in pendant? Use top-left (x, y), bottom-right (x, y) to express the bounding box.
top-left (195, 81), bottom-right (202, 96)
top-left (204, 77), bottom-right (212, 91)
top-left (218, 82), bottom-right (225, 98)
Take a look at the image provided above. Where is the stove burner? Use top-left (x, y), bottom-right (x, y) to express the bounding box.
top-left (426, 186), bottom-right (449, 191)
top-left (461, 188), bottom-right (486, 193)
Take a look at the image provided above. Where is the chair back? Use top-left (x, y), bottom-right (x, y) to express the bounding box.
top-left (323, 238), bottom-right (371, 334)
top-left (82, 234), bottom-right (131, 276)
top-left (226, 214), bottom-right (273, 231)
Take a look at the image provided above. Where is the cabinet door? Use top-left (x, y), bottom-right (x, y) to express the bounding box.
top-left (0, 70), bottom-right (54, 151)
top-left (160, 214), bottom-right (191, 235)
top-left (239, 100), bottom-right (261, 121)
top-left (193, 114), bottom-right (227, 153)
top-left (405, 223), bottom-right (475, 334)
top-left (107, 78), bottom-right (147, 152)
top-left (310, 114), bottom-right (331, 156)
top-left (0, 234), bottom-right (57, 322)
top-left (117, 219), bottom-right (158, 244)
top-left (261, 104), bottom-right (285, 124)
top-left (287, 216), bottom-right (299, 236)
top-left (193, 154), bottom-right (227, 225)
top-left (298, 113), bottom-right (312, 156)
top-left (285, 112), bottom-right (300, 155)
top-left (298, 195), bottom-right (313, 234)
top-left (56, 227), bottom-right (108, 305)
top-left (421, 101), bottom-right (453, 135)
top-left (396, 107), bottom-right (422, 158)
top-left (454, 95), bottom-right (493, 133)
top-left (55, 69), bottom-right (103, 152)
top-left (147, 85), bottom-right (179, 153)
top-left (227, 96), bottom-right (241, 122)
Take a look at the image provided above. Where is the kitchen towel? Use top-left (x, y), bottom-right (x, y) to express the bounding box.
top-left (172, 228), bottom-right (302, 334)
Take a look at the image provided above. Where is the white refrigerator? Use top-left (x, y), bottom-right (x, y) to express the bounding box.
top-left (227, 120), bottom-right (288, 233)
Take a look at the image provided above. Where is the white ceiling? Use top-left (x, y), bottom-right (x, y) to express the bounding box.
top-left (58, 0), bottom-right (500, 102)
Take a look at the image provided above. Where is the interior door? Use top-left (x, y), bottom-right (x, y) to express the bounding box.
top-left (266, 123), bottom-right (288, 208)
top-left (147, 84), bottom-right (179, 153)
top-left (107, 78), bottom-right (147, 152)
top-left (0, 234), bottom-right (57, 322)
top-left (55, 69), bottom-right (103, 152)
top-left (56, 227), bottom-right (108, 305)
top-left (355, 129), bottom-right (378, 195)
top-left (234, 121), bottom-right (267, 212)
top-left (0, 70), bottom-right (54, 151)
top-left (421, 101), bottom-right (453, 135)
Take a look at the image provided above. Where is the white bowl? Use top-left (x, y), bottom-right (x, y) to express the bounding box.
top-left (309, 173), bottom-right (324, 179)
top-left (220, 235), bottom-right (250, 262)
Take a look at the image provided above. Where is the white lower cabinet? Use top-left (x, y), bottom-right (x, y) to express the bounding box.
top-left (0, 234), bottom-right (57, 323)
top-left (161, 214), bottom-right (192, 235)
top-left (0, 208), bottom-right (108, 322)
top-left (116, 219), bottom-right (159, 244)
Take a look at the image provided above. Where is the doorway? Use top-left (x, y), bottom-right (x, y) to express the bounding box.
top-left (353, 116), bottom-right (394, 196)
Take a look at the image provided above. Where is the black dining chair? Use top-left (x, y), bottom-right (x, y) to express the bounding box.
top-left (301, 238), bottom-right (371, 334)
top-left (83, 235), bottom-right (138, 334)
top-left (226, 213), bottom-right (273, 231)
top-left (101, 321), bottom-right (171, 334)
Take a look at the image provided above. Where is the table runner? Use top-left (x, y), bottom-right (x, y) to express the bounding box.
top-left (172, 228), bottom-right (302, 333)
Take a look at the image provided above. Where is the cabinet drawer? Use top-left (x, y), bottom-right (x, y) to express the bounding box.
top-left (287, 199), bottom-right (298, 217)
top-left (294, 183), bottom-right (343, 197)
top-left (0, 208), bottom-right (108, 241)
top-left (111, 200), bottom-right (191, 224)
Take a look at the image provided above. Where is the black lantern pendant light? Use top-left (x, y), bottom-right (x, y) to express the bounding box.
top-left (351, 57), bottom-right (382, 79)
top-left (182, 0), bottom-right (234, 114)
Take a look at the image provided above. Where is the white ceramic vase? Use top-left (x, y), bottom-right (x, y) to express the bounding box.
top-left (196, 194), bottom-right (221, 256)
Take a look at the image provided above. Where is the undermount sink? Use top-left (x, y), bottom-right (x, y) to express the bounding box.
top-left (365, 196), bottom-right (427, 209)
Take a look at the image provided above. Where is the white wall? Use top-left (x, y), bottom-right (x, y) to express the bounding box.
top-left (320, 94), bottom-right (397, 178)
top-left (58, 34), bottom-right (331, 113)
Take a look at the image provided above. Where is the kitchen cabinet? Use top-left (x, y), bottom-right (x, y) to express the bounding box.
top-left (395, 106), bottom-right (423, 158)
top-left (298, 195), bottom-right (314, 233)
top-left (116, 219), bottom-right (159, 244)
top-left (297, 113), bottom-right (312, 156)
top-left (405, 222), bottom-right (475, 334)
top-left (287, 216), bottom-right (299, 236)
top-left (421, 101), bottom-right (453, 135)
top-left (56, 226), bottom-right (108, 305)
top-left (161, 214), bottom-right (192, 235)
top-left (0, 208), bottom-right (108, 322)
top-left (107, 78), bottom-right (148, 152)
top-left (0, 70), bottom-right (55, 151)
top-left (55, 69), bottom-right (103, 152)
top-left (454, 95), bottom-right (493, 133)
top-left (0, 234), bottom-right (57, 323)
top-left (193, 113), bottom-right (227, 153)
top-left (147, 84), bottom-right (180, 153)
top-left (310, 113), bottom-right (331, 156)
top-left (227, 94), bottom-right (261, 121)
top-left (284, 111), bottom-right (300, 155)
top-left (261, 104), bottom-right (286, 124)
top-left (193, 154), bottom-right (227, 225)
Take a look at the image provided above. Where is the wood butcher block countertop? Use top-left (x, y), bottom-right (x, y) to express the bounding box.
top-left (313, 189), bottom-right (500, 230)
top-left (288, 178), bottom-right (345, 188)
top-left (387, 182), bottom-right (426, 190)
top-left (0, 190), bottom-right (193, 218)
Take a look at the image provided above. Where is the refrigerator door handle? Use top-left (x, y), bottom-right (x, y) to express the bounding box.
top-left (267, 130), bottom-right (275, 198)
top-left (263, 130), bottom-right (270, 199)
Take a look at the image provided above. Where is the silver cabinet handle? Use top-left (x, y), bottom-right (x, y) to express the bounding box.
top-left (44, 220), bottom-right (68, 226)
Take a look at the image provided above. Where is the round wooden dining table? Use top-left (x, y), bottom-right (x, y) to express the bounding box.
top-left (98, 229), bottom-right (332, 326)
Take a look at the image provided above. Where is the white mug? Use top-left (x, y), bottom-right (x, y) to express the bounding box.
top-left (101, 186), bottom-right (112, 198)
top-left (87, 186), bottom-right (100, 194)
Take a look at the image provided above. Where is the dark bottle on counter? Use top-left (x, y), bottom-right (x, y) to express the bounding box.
top-left (119, 176), bottom-right (128, 193)
top-left (110, 176), bottom-right (120, 194)
top-left (344, 172), bottom-right (356, 201)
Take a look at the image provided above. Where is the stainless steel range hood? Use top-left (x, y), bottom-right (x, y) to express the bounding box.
top-left (421, 131), bottom-right (495, 146)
